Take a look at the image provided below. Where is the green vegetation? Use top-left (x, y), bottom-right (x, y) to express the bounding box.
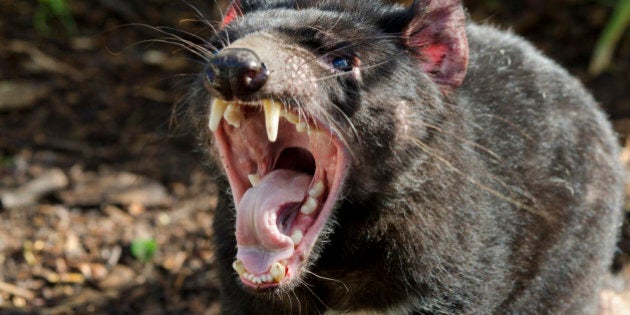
top-left (130, 238), bottom-right (158, 264)
top-left (0, 154), bottom-right (15, 169)
top-left (589, 0), bottom-right (630, 75)
top-left (34, 0), bottom-right (77, 36)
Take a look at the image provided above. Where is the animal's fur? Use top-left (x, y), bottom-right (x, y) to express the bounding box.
top-left (189, 1), bottom-right (624, 314)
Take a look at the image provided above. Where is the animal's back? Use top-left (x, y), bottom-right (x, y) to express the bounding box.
top-left (458, 23), bottom-right (624, 313)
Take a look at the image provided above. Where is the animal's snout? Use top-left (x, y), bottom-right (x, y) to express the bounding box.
top-left (204, 48), bottom-right (268, 100)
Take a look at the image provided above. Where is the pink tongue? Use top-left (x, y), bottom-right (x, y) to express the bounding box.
top-left (235, 169), bottom-right (311, 275)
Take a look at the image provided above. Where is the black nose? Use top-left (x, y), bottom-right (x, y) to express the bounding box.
top-left (204, 48), bottom-right (268, 100)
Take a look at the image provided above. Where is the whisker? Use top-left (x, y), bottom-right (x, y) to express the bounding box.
top-left (479, 113), bottom-right (536, 143)
top-left (304, 270), bottom-right (349, 293)
top-left (312, 51), bottom-right (404, 82)
top-left (291, 289), bottom-right (302, 315)
top-left (156, 23), bottom-right (210, 46)
top-left (125, 23), bottom-right (217, 60)
top-left (404, 135), bottom-right (549, 219)
top-left (132, 38), bottom-right (209, 61)
top-left (298, 274), bottom-right (332, 311)
top-left (180, 0), bottom-right (220, 32)
top-left (419, 121), bottom-right (503, 162)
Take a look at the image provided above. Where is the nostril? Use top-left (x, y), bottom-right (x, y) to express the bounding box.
top-left (203, 48), bottom-right (268, 100)
top-left (244, 70), bottom-right (258, 85)
top-left (243, 63), bottom-right (268, 91)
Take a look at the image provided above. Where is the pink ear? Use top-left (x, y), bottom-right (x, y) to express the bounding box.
top-left (404, 0), bottom-right (468, 90)
top-left (221, 0), bottom-right (243, 28)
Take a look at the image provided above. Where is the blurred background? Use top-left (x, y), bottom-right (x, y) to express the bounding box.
top-left (0, 0), bottom-right (628, 313)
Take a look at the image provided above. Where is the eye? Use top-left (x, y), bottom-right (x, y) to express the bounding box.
top-left (331, 57), bottom-right (353, 72)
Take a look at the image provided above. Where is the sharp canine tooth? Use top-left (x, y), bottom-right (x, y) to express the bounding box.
top-left (300, 197), bottom-right (317, 215)
top-left (232, 260), bottom-right (246, 276)
top-left (209, 99), bottom-right (229, 131)
top-left (262, 99), bottom-right (281, 142)
top-left (270, 262), bottom-right (286, 282)
top-left (309, 181), bottom-right (325, 198)
top-left (248, 174), bottom-right (261, 187)
top-left (291, 230), bottom-right (303, 245)
top-left (224, 104), bottom-right (244, 127)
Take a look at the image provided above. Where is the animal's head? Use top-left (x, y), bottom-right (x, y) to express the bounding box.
top-left (200, 0), bottom-right (468, 291)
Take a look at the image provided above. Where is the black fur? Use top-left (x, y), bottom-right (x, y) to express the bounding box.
top-left (190, 1), bottom-right (623, 314)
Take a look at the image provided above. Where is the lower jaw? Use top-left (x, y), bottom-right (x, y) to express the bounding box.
top-left (236, 250), bottom-right (305, 289)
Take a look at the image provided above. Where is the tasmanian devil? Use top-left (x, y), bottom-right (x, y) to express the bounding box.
top-left (190, 0), bottom-right (624, 313)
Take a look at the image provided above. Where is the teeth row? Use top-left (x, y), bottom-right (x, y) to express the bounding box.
top-left (300, 197), bottom-right (318, 215)
top-left (285, 110), bottom-right (308, 132)
top-left (296, 121), bottom-right (307, 133)
top-left (232, 260), bottom-right (246, 275)
top-left (209, 99), bottom-right (309, 142)
top-left (248, 174), bottom-right (261, 187)
top-left (300, 180), bottom-right (325, 215)
top-left (270, 261), bottom-right (286, 282)
top-left (243, 272), bottom-right (274, 284)
top-left (309, 181), bottom-right (325, 198)
top-left (224, 103), bottom-right (245, 128)
top-left (233, 260), bottom-right (286, 284)
top-left (290, 230), bottom-right (303, 245)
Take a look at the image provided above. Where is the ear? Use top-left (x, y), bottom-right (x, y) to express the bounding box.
top-left (403, 0), bottom-right (468, 90)
top-left (221, 0), bottom-right (243, 28)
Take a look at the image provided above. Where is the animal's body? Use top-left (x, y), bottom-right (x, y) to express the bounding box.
top-left (192, 0), bottom-right (624, 313)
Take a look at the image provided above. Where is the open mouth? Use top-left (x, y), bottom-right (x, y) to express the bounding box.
top-left (209, 98), bottom-right (348, 289)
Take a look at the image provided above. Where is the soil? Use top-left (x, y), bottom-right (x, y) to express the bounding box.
top-left (0, 1), bottom-right (628, 314)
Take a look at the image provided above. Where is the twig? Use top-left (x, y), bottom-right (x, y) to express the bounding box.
top-left (0, 168), bottom-right (69, 209)
top-left (0, 281), bottom-right (35, 300)
top-left (8, 40), bottom-right (84, 81)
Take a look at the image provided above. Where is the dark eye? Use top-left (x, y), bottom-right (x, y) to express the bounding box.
top-left (332, 57), bottom-right (353, 72)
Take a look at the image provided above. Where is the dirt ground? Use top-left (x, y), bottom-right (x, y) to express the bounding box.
top-left (0, 1), bottom-right (629, 314)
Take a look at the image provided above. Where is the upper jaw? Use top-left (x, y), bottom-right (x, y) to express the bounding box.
top-left (209, 98), bottom-right (349, 289)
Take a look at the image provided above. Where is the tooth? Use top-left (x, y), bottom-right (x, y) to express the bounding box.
top-left (264, 274), bottom-right (273, 282)
top-left (300, 197), bottom-right (318, 215)
top-left (209, 99), bottom-right (229, 131)
top-left (296, 122), bottom-right (307, 133)
top-left (308, 181), bottom-right (325, 198)
top-left (262, 99), bottom-right (281, 142)
top-left (232, 260), bottom-right (246, 275)
top-left (270, 262), bottom-right (286, 282)
top-left (283, 111), bottom-right (300, 125)
top-left (291, 230), bottom-right (303, 245)
top-left (248, 174), bottom-right (261, 187)
top-left (224, 104), bottom-right (244, 127)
